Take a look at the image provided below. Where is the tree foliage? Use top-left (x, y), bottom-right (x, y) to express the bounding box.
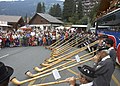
top-left (89, 2), bottom-right (100, 24)
top-left (49, 4), bottom-right (62, 17)
top-left (63, 0), bottom-right (75, 22)
top-left (79, 16), bottom-right (88, 25)
top-left (77, 0), bottom-right (83, 19)
top-left (63, 0), bottom-right (83, 24)
top-left (36, 2), bottom-right (45, 13)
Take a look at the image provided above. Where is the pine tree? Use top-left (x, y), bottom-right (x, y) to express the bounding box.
top-left (36, 2), bottom-right (45, 13)
top-left (36, 2), bottom-right (42, 13)
top-left (49, 4), bottom-right (62, 17)
top-left (56, 4), bottom-right (62, 17)
top-left (63, 0), bottom-right (75, 22)
top-left (42, 2), bottom-right (45, 13)
top-left (78, 0), bottom-right (83, 19)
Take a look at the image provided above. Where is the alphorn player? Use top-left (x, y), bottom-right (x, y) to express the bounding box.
top-left (0, 61), bottom-right (14, 86)
top-left (93, 48), bottom-right (115, 86)
top-left (105, 38), bottom-right (117, 65)
top-left (66, 65), bottom-right (96, 86)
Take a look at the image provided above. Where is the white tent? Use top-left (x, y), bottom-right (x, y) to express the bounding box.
top-left (55, 26), bottom-right (64, 30)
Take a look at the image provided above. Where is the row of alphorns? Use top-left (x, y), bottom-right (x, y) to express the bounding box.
top-left (44, 35), bottom-right (96, 64)
top-left (11, 34), bottom-right (97, 85)
top-left (46, 35), bottom-right (92, 58)
top-left (11, 36), bottom-right (99, 85)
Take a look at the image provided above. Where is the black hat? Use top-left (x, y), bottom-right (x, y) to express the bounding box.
top-left (98, 47), bottom-right (109, 54)
top-left (98, 47), bottom-right (109, 51)
top-left (105, 38), bottom-right (114, 46)
top-left (98, 34), bottom-right (108, 39)
top-left (0, 62), bottom-right (14, 84)
top-left (78, 65), bottom-right (95, 81)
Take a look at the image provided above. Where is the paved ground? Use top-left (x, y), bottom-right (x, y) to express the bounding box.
top-left (0, 46), bottom-right (120, 86)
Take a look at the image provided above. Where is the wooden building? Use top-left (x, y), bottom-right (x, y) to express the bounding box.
top-left (0, 15), bottom-right (25, 32)
top-left (29, 13), bottom-right (63, 31)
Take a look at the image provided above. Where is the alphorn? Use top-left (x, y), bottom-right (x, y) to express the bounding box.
top-left (47, 36), bottom-right (88, 59)
top-left (49, 34), bottom-right (74, 50)
top-left (45, 39), bottom-right (92, 63)
top-left (51, 36), bottom-right (86, 55)
top-left (46, 37), bottom-right (77, 59)
top-left (51, 38), bottom-right (88, 57)
top-left (50, 37), bottom-right (76, 55)
top-left (35, 41), bottom-right (98, 72)
top-left (40, 50), bottom-right (94, 67)
top-left (48, 34), bottom-right (75, 50)
top-left (11, 56), bottom-right (94, 85)
top-left (26, 50), bottom-right (97, 77)
top-left (49, 41), bottom-right (98, 70)
top-left (51, 35), bottom-right (76, 50)
top-left (31, 78), bottom-right (79, 86)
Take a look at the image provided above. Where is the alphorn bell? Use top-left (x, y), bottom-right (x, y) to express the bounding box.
top-left (11, 56), bottom-right (94, 85)
top-left (26, 50), bottom-right (97, 77)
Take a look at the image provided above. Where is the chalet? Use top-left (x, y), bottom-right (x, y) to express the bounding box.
top-left (0, 15), bottom-right (25, 32)
top-left (29, 13), bottom-right (63, 31)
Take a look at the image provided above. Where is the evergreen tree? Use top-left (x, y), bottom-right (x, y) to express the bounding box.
top-left (36, 2), bottom-right (45, 13)
top-left (49, 5), bottom-right (56, 16)
top-left (42, 2), bottom-right (45, 13)
top-left (63, 0), bottom-right (75, 22)
top-left (78, 0), bottom-right (83, 19)
top-left (56, 4), bottom-right (62, 17)
top-left (49, 4), bottom-right (62, 17)
top-left (36, 2), bottom-right (42, 13)
top-left (89, 3), bottom-right (100, 24)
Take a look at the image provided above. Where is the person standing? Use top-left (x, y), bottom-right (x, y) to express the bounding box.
top-left (0, 62), bottom-right (14, 86)
top-left (105, 38), bottom-right (117, 64)
top-left (93, 48), bottom-right (115, 86)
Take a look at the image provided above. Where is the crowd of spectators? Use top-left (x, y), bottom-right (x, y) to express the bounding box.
top-left (0, 27), bottom-right (98, 49)
top-left (0, 28), bottom-right (75, 49)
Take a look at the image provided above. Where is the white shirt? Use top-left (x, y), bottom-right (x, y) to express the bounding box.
top-left (108, 47), bottom-right (114, 51)
top-left (80, 82), bottom-right (93, 86)
top-left (101, 55), bottom-right (111, 61)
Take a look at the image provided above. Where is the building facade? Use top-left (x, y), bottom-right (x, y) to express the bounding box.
top-left (0, 15), bottom-right (25, 32)
top-left (29, 13), bottom-right (63, 31)
top-left (82, 0), bottom-right (100, 15)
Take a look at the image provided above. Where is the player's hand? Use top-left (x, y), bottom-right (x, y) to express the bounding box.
top-left (93, 54), bottom-right (101, 62)
top-left (65, 77), bottom-right (76, 86)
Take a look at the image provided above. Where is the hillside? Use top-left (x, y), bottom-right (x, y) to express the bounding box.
top-left (0, 0), bottom-right (63, 17)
